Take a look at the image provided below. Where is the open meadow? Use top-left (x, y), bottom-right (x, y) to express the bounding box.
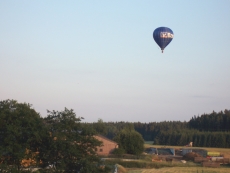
top-left (120, 143), bottom-right (230, 173)
top-left (127, 167), bottom-right (230, 173)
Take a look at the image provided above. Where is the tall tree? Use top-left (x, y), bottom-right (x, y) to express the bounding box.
top-left (93, 118), bottom-right (107, 135)
top-left (39, 108), bottom-right (108, 173)
top-left (0, 99), bottom-right (44, 171)
top-left (114, 125), bottom-right (144, 155)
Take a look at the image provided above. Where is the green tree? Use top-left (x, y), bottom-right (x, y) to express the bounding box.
top-left (39, 108), bottom-right (108, 173)
top-left (93, 118), bottom-right (107, 135)
top-left (0, 99), bottom-right (44, 171)
top-left (114, 125), bottom-right (144, 155)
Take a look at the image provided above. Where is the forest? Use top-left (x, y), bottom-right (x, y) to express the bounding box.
top-left (88, 109), bottom-right (230, 148)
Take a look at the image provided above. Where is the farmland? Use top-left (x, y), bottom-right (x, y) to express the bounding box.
top-left (127, 167), bottom-right (230, 173)
top-left (144, 143), bottom-right (230, 158)
top-left (115, 144), bottom-right (230, 173)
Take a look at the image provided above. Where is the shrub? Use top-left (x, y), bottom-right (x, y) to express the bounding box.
top-left (112, 148), bottom-right (126, 155)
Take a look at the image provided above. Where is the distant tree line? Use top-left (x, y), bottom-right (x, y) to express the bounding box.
top-left (189, 110), bottom-right (230, 131)
top-left (155, 130), bottom-right (230, 148)
top-left (88, 110), bottom-right (230, 148)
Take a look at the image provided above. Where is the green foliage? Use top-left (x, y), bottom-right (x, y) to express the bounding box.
top-left (0, 164), bottom-right (26, 173)
top-left (189, 109), bottom-right (230, 131)
top-left (82, 109), bottom-right (230, 149)
top-left (0, 100), bottom-right (111, 172)
top-left (1, 98), bottom-right (229, 172)
top-left (83, 110), bottom-right (230, 148)
top-left (112, 148), bottom-right (126, 155)
top-left (104, 159), bottom-right (195, 169)
top-left (93, 118), bottom-right (107, 135)
top-left (0, 99), bottom-right (44, 170)
top-left (39, 108), bottom-right (105, 173)
top-left (114, 125), bottom-right (144, 155)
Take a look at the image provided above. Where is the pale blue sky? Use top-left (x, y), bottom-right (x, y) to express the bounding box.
top-left (1, 1), bottom-right (230, 122)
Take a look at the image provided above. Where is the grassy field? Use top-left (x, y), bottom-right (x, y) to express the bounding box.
top-left (110, 143), bottom-right (230, 173)
top-left (115, 143), bottom-right (230, 173)
top-left (127, 167), bottom-right (230, 173)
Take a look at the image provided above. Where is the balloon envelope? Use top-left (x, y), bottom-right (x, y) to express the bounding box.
top-left (153, 27), bottom-right (174, 53)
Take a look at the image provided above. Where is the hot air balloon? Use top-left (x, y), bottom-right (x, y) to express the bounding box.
top-left (153, 27), bottom-right (174, 53)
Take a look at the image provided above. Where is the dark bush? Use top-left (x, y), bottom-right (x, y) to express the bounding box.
top-left (112, 148), bottom-right (126, 155)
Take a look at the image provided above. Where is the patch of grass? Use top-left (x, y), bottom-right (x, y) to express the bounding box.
top-left (144, 141), bottom-right (154, 145)
top-left (117, 164), bottom-right (127, 173)
top-left (104, 158), bottom-right (199, 170)
top-left (127, 167), bottom-right (230, 173)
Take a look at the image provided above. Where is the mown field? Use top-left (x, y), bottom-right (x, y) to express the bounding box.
top-left (127, 167), bottom-right (230, 173)
top-left (119, 143), bottom-right (230, 173)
